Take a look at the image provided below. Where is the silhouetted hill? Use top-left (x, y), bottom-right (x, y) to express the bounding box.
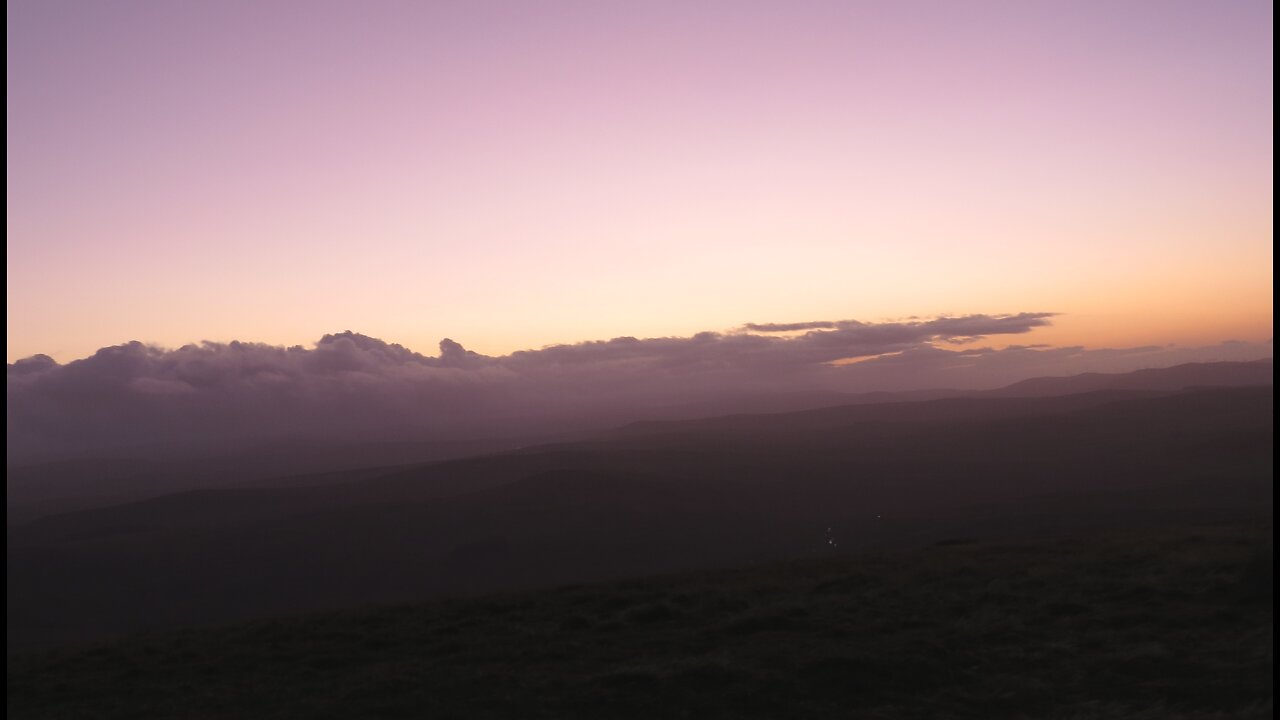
top-left (7, 361), bottom-right (1268, 525)
top-left (988, 358), bottom-right (1273, 397)
top-left (8, 386), bottom-right (1271, 653)
top-left (8, 524), bottom-right (1272, 720)
top-left (610, 388), bottom-right (1165, 439)
top-left (5, 437), bottom-right (546, 525)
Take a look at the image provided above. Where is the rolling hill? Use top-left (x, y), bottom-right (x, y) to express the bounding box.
top-left (8, 379), bottom-right (1272, 653)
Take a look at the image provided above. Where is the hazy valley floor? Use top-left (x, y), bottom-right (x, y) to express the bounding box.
top-left (8, 522), bottom-right (1273, 720)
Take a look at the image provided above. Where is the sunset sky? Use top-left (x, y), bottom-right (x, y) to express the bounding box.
top-left (6, 0), bottom-right (1273, 364)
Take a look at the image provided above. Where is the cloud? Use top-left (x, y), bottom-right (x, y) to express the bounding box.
top-left (6, 315), bottom-right (1270, 462)
top-left (742, 321), bottom-right (837, 332)
top-left (741, 313), bottom-right (1056, 339)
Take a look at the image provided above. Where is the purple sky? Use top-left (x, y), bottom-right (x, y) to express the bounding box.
top-left (7, 0), bottom-right (1273, 363)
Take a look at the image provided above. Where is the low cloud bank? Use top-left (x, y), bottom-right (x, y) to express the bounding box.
top-left (7, 314), bottom-right (1270, 462)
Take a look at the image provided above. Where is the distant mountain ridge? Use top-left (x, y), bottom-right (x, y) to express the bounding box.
top-left (6, 360), bottom-right (1272, 526)
top-left (615, 359), bottom-right (1272, 437)
top-left (987, 358), bottom-right (1272, 397)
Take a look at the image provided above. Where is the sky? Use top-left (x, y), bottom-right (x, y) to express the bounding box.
top-left (6, 0), bottom-right (1274, 364)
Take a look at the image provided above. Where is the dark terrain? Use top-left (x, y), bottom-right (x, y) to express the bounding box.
top-left (6, 372), bottom-right (1272, 652)
top-left (6, 361), bottom-right (1274, 716)
top-left (8, 524), bottom-right (1272, 719)
top-left (9, 360), bottom-right (1269, 523)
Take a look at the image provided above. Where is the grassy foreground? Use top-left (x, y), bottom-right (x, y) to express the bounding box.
top-left (8, 523), bottom-right (1273, 719)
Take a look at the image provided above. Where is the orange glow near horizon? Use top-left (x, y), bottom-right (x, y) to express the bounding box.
top-left (6, 1), bottom-right (1273, 364)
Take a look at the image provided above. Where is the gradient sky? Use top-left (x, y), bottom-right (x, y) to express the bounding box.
top-left (7, 0), bottom-right (1273, 363)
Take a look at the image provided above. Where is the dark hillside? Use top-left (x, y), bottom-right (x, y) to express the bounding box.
top-left (8, 387), bottom-right (1271, 652)
top-left (8, 524), bottom-right (1272, 720)
top-left (989, 359), bottom-right (1273, 397)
